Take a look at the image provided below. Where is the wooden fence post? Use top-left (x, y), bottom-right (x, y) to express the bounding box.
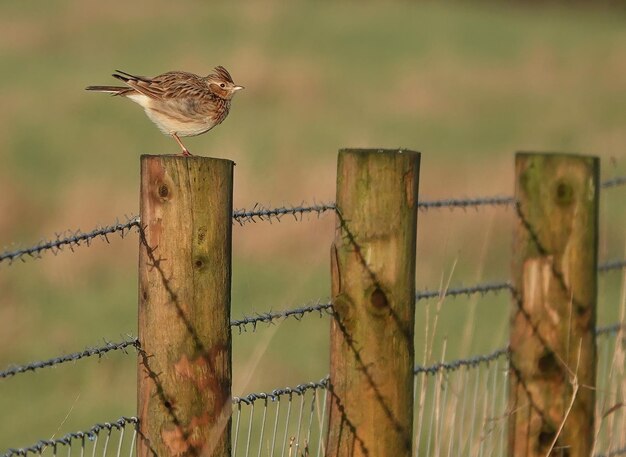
top-left (509, 152), bottom-right (599, 457)
top-left (327, 148), bottom-right (420, 457)
top-left (137, 155), bottom-right (234, 457)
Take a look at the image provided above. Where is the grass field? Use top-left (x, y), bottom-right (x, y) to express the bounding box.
top-left (1, 0), bottom-right (625, 450)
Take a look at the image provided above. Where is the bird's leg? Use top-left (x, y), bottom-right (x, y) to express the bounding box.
top-left (171, 133), bottom-right (193, 156)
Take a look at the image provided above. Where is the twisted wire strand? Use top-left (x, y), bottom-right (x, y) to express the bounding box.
top-left (230, 320), bottom-right (622, 408)
top-left (231, 281), bottom-right (514, 332)
top-left (232, 176), bottom-right (624, 222)
top-left (231, 196), bottom-right (517, 224)
top-left (231, 302), bottom-right (333, 333)
top-left (232, 203), bottom-right (336, 225)
top-left (0, 337), bottom-right (140, 379)
top-left (0, 216), bottom-right (140, 265)
top-left (409, 319), bottom-right (621, 376)
top-left (414, 347), bottom-right (510, 375)
top-left (4, 318), bottom-right (620, 383)
top-left (415, 281), bottom-right (513, 301)
top-left (595, 323), bottom-right (625, 336)
top-left (232, 280), bottom-right (515, 332)
top-left (598, 259), bottom-right (626, 273)
top-left (601, 176), bottom-right (626, 189)
top-left (233, 377), bottom-right (329, 405)
top-left (2, 416), bottom-right (138, 457)
top-left (418, 196), bottom-right (514, 210)
top-left (411, 322), bottom-right (622, 376)
top-left (2, 174), bottom-right (624, 263)
top-left (231, 256), bottom-right (624, 332)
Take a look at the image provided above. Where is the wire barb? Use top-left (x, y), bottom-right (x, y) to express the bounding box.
top-left (0, 336), bottom-right (140, 379)
top-left (0, 216), bottom-right (140, 265)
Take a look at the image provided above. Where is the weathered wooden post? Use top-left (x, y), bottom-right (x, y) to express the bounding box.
top-left (327, 148), bottom-right (420, 457)
top-left (138, 155), bottom-right (234, 457)
top-left (509, 152), bottom-right (598, 457)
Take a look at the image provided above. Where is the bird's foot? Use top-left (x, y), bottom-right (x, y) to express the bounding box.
top-left (179, 149), bottom-right (193, 157)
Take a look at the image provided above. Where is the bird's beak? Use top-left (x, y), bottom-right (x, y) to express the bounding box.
top-left (233, 85), bottom-right (244, 91)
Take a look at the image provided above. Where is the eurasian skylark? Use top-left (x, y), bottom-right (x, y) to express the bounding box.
top-left (86, 66), bottom-right (243, 156)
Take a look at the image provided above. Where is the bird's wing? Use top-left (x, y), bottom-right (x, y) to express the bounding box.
top-left (111, 71), bottom-right (159, 99)
top-left (112, 71), bottom-right (212, 102)
top-left (154, 72), bottom-right (214, 100)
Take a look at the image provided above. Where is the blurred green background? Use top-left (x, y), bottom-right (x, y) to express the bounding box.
top-left (1, 0), bottom-right (625, 450)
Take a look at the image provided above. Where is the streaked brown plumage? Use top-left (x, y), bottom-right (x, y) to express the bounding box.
top-left (86, 66), bottom-right (243, 156)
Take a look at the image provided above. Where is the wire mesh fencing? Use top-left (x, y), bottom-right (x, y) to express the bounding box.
top-left (413, 349), bottom-right (509, 456)
top-left (595, 328), bottom-right (626, 455)
top-left (410, 327), bottom-right (625, 456)
top-left (233, 379), bottom-right (329, 457)
top-left (229, 324), bottom-right (625, 457)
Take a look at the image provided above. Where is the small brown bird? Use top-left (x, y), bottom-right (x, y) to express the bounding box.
top-left (86, 66), bottom-right (243, 156)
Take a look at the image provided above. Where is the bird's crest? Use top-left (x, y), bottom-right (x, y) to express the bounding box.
top-left (212, 66), bottom-right (234, 83)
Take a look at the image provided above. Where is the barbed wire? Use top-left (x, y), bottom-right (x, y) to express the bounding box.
top-left (232, 319), bottom-right (621, 390)
top-left (601, 176), bottom-right (626, 189)
top-left (231, 265), bottom-right (626, 332)
top-left (416, 281), bottom-right (513, 301)
top-left (2, 416), bottom-right (138, 457)
top-left (418, 196), bottom-right (514, 210)
top-left (230, 175), bottom-right (625, 223)
top-left (232, 202), bottom-right (336, 225)
top-left (233, 376), bottom-right (329, 406)
top-left (4, 317), bottom-right (621, 384)
top-left (599, 259), bottom-right (626, 273)
top-left (231, 301), bottom-right (333, 333)
top-left (232, 281), bottom-right (514, 332)
top-left (0, 336), bottom-right (139, 380)
top-left (596, 323), bottom-right (625, 336)
top-left (230, 281), bottom-right (513, 332)
top-left (2, 175), bottom-right (624, 263)
top-left (0, 216), bottom-right (140, 265)
top-left (414, 347), bottom-right (510, 375)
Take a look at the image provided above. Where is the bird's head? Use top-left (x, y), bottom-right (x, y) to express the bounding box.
top-left (207, 66), bottom-right (244, 100)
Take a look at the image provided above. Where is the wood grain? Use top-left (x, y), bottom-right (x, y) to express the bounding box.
top-left (327, 148), bottom-right (420, 457)
top-left (137, 155), bottom-right (234, 457)
top-left (509, 152), bottom-right (598, 457)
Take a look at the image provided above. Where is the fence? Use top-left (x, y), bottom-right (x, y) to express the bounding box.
top-left (1, 149), bottom-right (625, 457)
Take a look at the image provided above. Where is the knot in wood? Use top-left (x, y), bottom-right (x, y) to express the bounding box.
top-left (158, 183), bottom-right (170, 199)
top-left (193, 256), bottom-right (208, 271)
top-left (537, 350), bottom-right (564, 382)
top-left (370, 287), bottom-right (388, 309)
top-left (554, 179), bottom-right (573, 206)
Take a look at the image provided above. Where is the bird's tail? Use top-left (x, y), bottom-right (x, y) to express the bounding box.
top-left (85, 85), bottom-right (132, 95)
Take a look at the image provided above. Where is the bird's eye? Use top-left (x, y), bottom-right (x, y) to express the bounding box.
top-left (220, 83), bottom-right (225, 88)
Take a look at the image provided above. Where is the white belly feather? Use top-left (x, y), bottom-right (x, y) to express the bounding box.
top-left (126, 93), bottom-right (216, 137)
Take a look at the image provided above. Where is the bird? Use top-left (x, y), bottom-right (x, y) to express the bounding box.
top-left (86, 66), bottom-right (243, 156)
